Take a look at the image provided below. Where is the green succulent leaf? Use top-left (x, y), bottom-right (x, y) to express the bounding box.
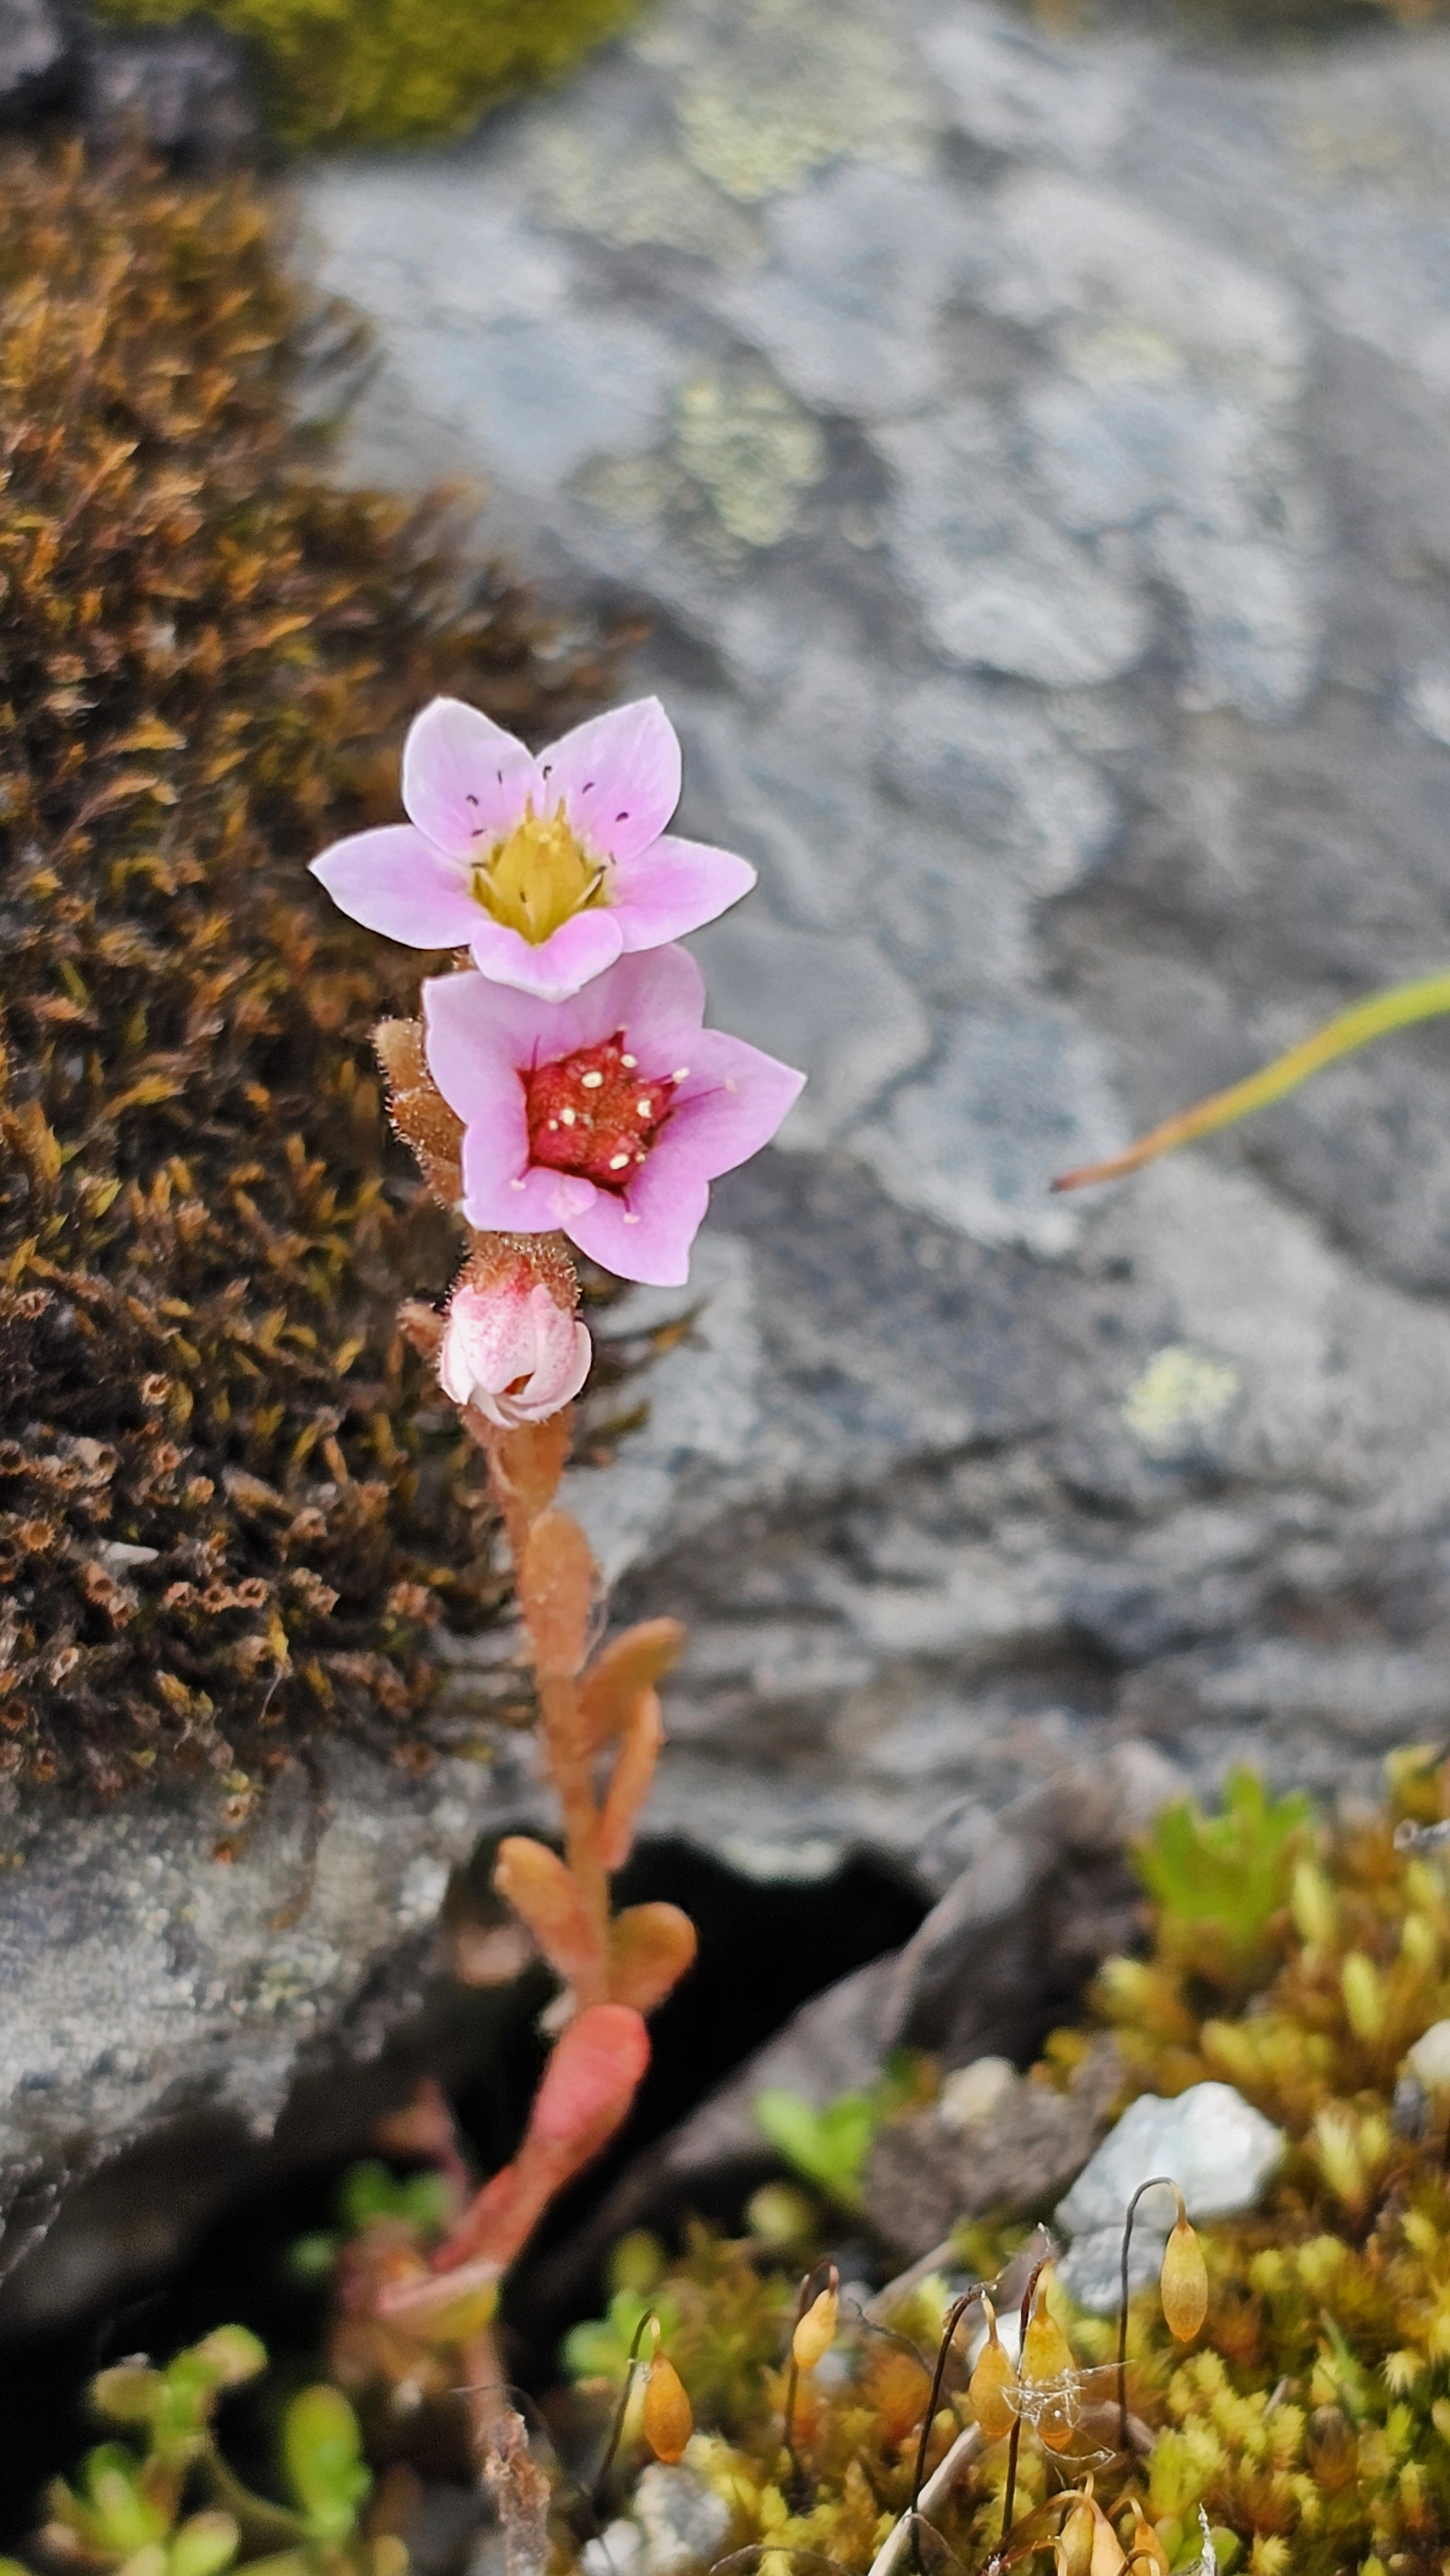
top-left (1134, 1767), bottom-right (1314, 1997)
top-left (281, 2386), bottom-right (372, 2543)
top-left (752, 2088), bottom-right (876, 2213)
top-left (336, 2159), bottom-right (452, 2240)
top-left (167, 2514), bottom-right (240, 2576)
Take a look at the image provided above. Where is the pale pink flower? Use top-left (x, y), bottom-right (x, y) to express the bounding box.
top-left (422, 946), bottom-right (805, 1287)
top-left (437, 1271), bottom-right (591, 1428)
top-left (310, 696), bottom-right (755, 1001)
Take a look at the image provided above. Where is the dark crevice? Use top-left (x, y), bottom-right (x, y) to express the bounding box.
top-left (0, 1837), bottom-right (924, 2538)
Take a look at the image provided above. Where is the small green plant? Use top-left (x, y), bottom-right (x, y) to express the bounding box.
top-left (1133, 1766), bottom-right (1314, 2000)
top-left (24, 2329), bottom-right (395, 2576)
top-left (753, 2088), bottom-right (880, 2215)
top-left (753, 2055), bottom-right (937, 2214)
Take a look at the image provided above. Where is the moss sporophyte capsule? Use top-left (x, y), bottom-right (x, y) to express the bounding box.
top-left (1160, 2197), bottom-right (1210, 2342)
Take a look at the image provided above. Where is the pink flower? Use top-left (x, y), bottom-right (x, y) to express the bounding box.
top-left (310, 696), bottom-right (755, 1001)
top-left (422, 947), bottom-right (805, 1287)
top-left (438, 1268), bottom-right (592, 1428)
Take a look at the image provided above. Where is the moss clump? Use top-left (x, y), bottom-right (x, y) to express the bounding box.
top-left (536, 1756), bottom-right (1450, 2576)
top-left (90, 0), bottom-right (644, 149)
top-left (0, 142), bottom-right (616, 1801)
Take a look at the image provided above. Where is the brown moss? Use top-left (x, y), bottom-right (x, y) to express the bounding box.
top-left (0, 141), bottom-right (621, 1801)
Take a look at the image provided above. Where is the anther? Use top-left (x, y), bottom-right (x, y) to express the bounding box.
top-left (581, 1070), bottom-right (605, 1090)
top-left (621, 1054), bottom-right (637, 1068)
top-left (608, 1152), bottom-right (631, 1171)
top-left (560, 1108), bottom-right (577, 1127)
top-left (636, 1100), bottom-right (653, 1117)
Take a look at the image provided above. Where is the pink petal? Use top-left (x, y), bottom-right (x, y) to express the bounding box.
top-left (424, 961), bottom-right (632, 1080)
top-left (589, 945), bottom-right (707, 1054)
top-left (464, 1146), bottom-right (597, 1235)
top-left (668, 1030), bottom-right (806, 1177)
top-left (565, 1157), bottom-right (711, 1287)
top-left (467, 907), bottom-right (625, 999)
top-left (310, 826), bottom-right (478, 948)
top-left (612, 835), bottom-right (758, 949)
top-left (540, 698), bottom-right (682, 864)
top-left (401, 697), bottom-right (540, 857)
top-left (439, 1280), bottom-right (538, 1405)
top-left (422, 971), bottom-right (527, 1130)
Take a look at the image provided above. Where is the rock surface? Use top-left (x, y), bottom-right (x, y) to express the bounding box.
top-left (863, 2034), bottom-right (1124, 2262)
top-left (1053, 2078), bottom-right (1286, 2311)
top-left (302, 0), bottom-right (1450, 1888)
top-left (0, 0), bottom-right (72, 118)
top-left (81, 18), bottom-right (259, 158)
top-left (0, 1734), bottom-right (539, 2333)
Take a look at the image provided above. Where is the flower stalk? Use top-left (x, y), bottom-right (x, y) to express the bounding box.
top-left (308, 691), bottom-right (802, 2482)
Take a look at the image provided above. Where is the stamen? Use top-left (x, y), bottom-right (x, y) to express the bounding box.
top-left (523, 1032), bottom-right (674, 1194)
top-left (621, 1054), bottom-right (637, 1069)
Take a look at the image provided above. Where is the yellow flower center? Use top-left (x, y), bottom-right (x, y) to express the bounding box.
top-left (473, 804), bottom-right (607, 946)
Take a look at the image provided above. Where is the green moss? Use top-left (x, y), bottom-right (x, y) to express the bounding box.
top-left (0, 141), bottom-right (616, 1797)
top-left (91, 0), bottom-right (645, 149)
top-left (541, 1756), bottom-right (1450, 2576)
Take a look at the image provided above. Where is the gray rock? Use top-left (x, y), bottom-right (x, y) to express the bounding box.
top-left (863, 2032), bottom-right (1124, 2260)
top-left (1057, 2221), bottom-right (1165, 2317)
top-left (82, 17), bottom-right (259, 158)
top-left (631, 2466), bottom-right (732, 2576)
top-left (1055, 2082), bottom-right (1285, 2241)
top-left (0, 0), bottom-right (72, 118)
top-left (0, 1734), bottom-right (539, 2334)
top-left (302, 0), bottom-right (1450, 1898)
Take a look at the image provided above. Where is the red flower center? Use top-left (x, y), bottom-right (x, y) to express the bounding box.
top-left (524, 1034), bottom-right (677, 1192)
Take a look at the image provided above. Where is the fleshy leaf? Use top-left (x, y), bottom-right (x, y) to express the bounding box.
top-left (580, 1619), bottom-right (686, 1748)
top-left (281, 2386), bottom-right (371, 2543)
top-left (597, 1687), bottom-right (664, 1871)
top-left (608, 1900), bottom-right (697, 2014)
top-left (440, 2003), bottom-right (650, 2270)
top-left (494, 1835), bottom-right (603, 1987)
